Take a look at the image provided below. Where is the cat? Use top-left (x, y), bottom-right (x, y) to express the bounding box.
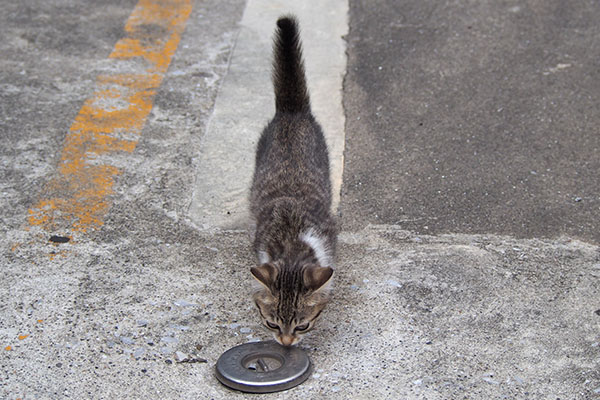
top-left (249, 15), bottom-right (337, 347)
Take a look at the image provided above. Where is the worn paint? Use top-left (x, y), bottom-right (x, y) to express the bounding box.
top-left (28, 0), bottom-right (192, 235)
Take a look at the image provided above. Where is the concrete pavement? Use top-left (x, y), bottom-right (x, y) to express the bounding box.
top-left (1, 0), bottom-right (599, 399)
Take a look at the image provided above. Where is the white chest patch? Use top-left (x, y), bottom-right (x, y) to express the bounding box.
top-left (257, 250), bottom-right (271, 265)
top-left (300, 228), bottom-right (332, 267)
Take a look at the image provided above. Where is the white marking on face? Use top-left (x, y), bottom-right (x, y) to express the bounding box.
top-left (299, 228), bottom-right (332, 267)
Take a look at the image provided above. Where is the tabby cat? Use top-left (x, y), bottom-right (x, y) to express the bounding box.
top-left (249, 15), bottom-right (337, 346)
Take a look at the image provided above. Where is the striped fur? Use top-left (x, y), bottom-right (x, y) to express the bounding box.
top-left (249, 16), bottom-right (337, 346)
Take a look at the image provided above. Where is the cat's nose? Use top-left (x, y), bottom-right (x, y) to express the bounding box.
top-left (279, 334), bottom-right (295, 346)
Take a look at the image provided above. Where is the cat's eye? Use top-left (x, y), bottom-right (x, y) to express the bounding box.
top-left (266, 321), bottom-right (280, 330)
top-left (294, 323), bottom-right (309, 332)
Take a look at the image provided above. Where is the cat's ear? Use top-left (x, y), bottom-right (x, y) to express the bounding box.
top-left (251, 263), bottom-right (278, 289)
top-left (303, 265), bottom-right (333, 292)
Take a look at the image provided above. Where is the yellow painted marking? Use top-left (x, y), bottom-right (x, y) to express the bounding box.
top-left (5, 346), bottom-right (12, 351)
top-left (28, 0), bottom-right (192, 235)
top-left (18, 335), bottom-right (29, 341)
top-left (48, 250), bottom-right (69, 261)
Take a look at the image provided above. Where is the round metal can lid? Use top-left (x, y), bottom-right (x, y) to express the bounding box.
top-left (215, 340), bottom-right (311, 393)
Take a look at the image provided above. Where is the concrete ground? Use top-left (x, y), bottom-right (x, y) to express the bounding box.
top-left (1, 1), bottom-right (599, 399)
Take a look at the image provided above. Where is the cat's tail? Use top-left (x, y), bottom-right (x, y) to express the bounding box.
top-left (272, 16), bottom-right (310, 113)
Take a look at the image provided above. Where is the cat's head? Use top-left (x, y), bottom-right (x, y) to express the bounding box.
top-left (251, 262), bottom-right (333, 346)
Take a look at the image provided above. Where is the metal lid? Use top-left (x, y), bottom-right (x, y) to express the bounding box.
top-left (215, 340), bottom-right (311, 393)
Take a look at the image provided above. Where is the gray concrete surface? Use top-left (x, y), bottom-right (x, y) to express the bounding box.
top-left (1, 0), bottom-right (599, 399)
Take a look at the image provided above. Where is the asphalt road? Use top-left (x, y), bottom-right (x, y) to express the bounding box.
top-left (1, 1), bottom-right (599, 399)
top-left (342, 0), bottom-right (600, 243)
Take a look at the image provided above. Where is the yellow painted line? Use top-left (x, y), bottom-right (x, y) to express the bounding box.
top-left (28, 0), bottom-right (192, 235)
